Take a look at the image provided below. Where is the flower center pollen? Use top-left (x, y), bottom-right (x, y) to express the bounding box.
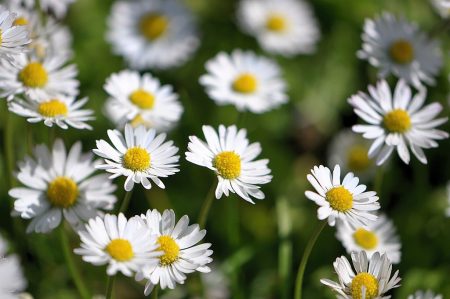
top-left (266, 14), bottom-right (286, 32)
top-left (123, 147), bottom-right (151, 172)
top-left (233, 73), bottom-right (258, 94)
top-left (383, 109), bottom-right (411, 133)
top-left (140, 13), bottom-right (169, 40)
top-left (14, 17), bottom-right (29, 26)
top-left (213, 151), bottom-right (241, 179)
top-left (325, 186), bottom-right (353, 212)
top-left (19, 62), bottom-right (49, 88)
top-left (389, 39), bottom-right (414, 64)
top-left (38, 99), bottom-right (68, 117)
top-left (351, 273), bottom-right (379, 299)
top-left (347, 146), bottom-right (371, 172)
top-left (106, 239), bottom-right (134, 262)
top-left (353, 228), bottom-right (378, 250)
top-left (47, 177), bottom-right (79, 208)
top-left (129, 89), bottom-right (155, 109)
top-left (157, 235), bottom-right (180, 266)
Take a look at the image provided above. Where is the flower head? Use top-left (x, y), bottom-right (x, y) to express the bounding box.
top-left (408, 290), bottom-right (443, 299)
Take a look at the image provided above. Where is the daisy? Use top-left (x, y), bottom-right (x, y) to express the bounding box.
top-left (349, 79), bottom-right (448, 165)
top-left (10, 139), bottom-right (117, 233)
top-left (186, 124), bottom-right (272, 203)
top-left (93, 124), bottom-right (180, 191)
top-left (0, 235), bottom-right (27, 299)
top-left (236, 0), bottom-right (320, 57)
top-left (39, 0), bottom-right (75, 19)
top-left (305, 165), bottom-right (380, 227)
top-left (135, 209), bottom-right (213, 295)
top-left (103, 70), bottom-right (183, 131)
top-left (107, 0), bottom-right (199, 70)
top-left (199, 50), bottom-right (288, 113)
top-left (74, 213), bottom-right (161, 276)
top-left (408, 290), bottom-right (443, 299)
top-left (8, 93), bottom-right (94, 129)
top-left (336, 214), bottom-right (401, 264)
top-left (0, 52), bottom-right (79, 100)
top-left (321, 251), bottom-right (401, 299)
top-left (358, 13), bottom-right (442, 88)
top-left (0, 6), bottom-right (30, 56)
top-left (430, 0), bottom-right (450, 18)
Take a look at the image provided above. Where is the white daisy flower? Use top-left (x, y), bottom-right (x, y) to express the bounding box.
top-left (336, 214), bottom-right (401, 264)
top-left (107, 0), bottom-right (199, 70)
top-left (93, 124), bottom-right (180, 192)
top-left (74, 213), bottom-right (161, 276)
top-left (8, 0), bottom-right (75, 19)
top-left (103, 70), bottom-right (183, 131)
top-left (10, 139), bottom-right (117, 233)
top-left (305, 165), bottom-right (380, 227)
top-left (358, 13), bottom-right (442, 88)
top-left (185, 124), bottom-right (272, 203)
top-left (199, 50), bottom-right (288, 113)
top-left (135, 209), bottom-right (213, 295)
top-left (0, 235), bottom-right (27, 299)
top-left (8, 93), bottom-right (94, 130)
top-left (0, 52), bottom-right (79, 100)
top-left (236, 0), bottom-right (320, 57)
top-left (349, 79), bottom-right (448, 165)
top-left (408, 290), bottom-right (443, 299)
top-left (430, 0), bottom-right (450, 18)
top-left (320, 251), bottom-right (401, 299)
top-left (0, 6), bottom-right (30, 56)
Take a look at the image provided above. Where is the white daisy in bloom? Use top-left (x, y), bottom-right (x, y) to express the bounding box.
top-left (321, 251), bottom-right (401, 299)
top-left (0, 53), bottom-right (79, 100)
top-left (236, 0), bottom-right (320, 57)
top-left (107, 0), bottom-right (199, 70)
top-left (349, 80), bottom-right (448, 165)
top-left (10, 140), bottom-right (117, 233)
top-left (186, 125), bottom-right (272, 203)
top-left (430, 0), bottom-right (450, 18)
top-left (358, 13), bottom-right (442, 88)
top-left (93, 124), bottom-right (180, 191)
top-left (8, 94), bottom-right (94, 129)
top-left (0, 235), bottom-right (27, 299)
top-left (305, 165), bottom-right (380, 227)
top-left (103, 70), bottom-right (183, 131)
top-left (336, 214), bottom-right (401, 264)
top-left (75, 213), bottom-right (161, 276)
top-left (408, 290), bottom-right (443, 299)
top-left (199, 50), bottom-right (288, 113)
top-left (0, 6), bottom-right (30, 56)
top-left (135, 209), bottom-right (213, 295)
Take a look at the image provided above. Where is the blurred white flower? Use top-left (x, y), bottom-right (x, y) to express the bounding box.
top-left (430, 0), bottom-right (450, 18)
top-left (408, 290), bottom-right (443, 299)
top-left (0, 235), bottom-right (27, 299)
top-left (7, 0), bottom-right (75, 19)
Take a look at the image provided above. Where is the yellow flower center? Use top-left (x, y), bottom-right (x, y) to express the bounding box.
top-left (47, 177), bottom-right (79, 208)
top-left (13, 17), bottom-right (29, 26)
top-left (266, 14), bottom-right (286, 32)
top-left (139, 13), bottom-right (169, 40)
top-left (106, 239), bottom-right (134, 262)
top-left (351, 273), bottom-right (379, 299)
top-left (129, 89), bottom-right (155, 109)
top-left (130, 114), bottom-right (146, 127)
top-left (353, 228), bottom-right (378, 250)
top-left (157, 235), bottom-right (180, 266)
top-left (232, 73), bottom-right (258, 94)
top-left (383, 109), bottom-right (411, 133)
top-left (38, 99), bottom-right (68, 117)
top-left (347, 145), bottom-right (371, 172)
top-left (19, 62), bottom-right (49, 88)
top-left (389, 39), bottom-right (414, 64)
top-left (213, 151), bottom-right (241, 179)
top-left (325, 186), bottom-right (353, 212)
top-left (123, 147), bottom-right (151, 172)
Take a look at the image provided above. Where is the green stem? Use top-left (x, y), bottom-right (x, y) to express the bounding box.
top-left (58, 225), bottom-right (90, 299)
top-left (197, 180), bottom-right (216, 228)
top-left (118, 190), bottom-right (133, 214)
top-left (277, 197), bottom-right (292, 299)
top-left (105, 275), bottom-right (115, 299)
top-left (151, 285), bottom-right (159, 299)
top-left (294, 221), bottom-right (326, 299)
top-left (4, 111), bottom-right (15, 188)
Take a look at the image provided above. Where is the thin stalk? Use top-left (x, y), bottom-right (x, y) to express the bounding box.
top-left (105, 275), bottom-right (115, 299)
top-left (118, 190), bottom-right (134, 214)
top-left (151, 285), bottom-right (159, 299)
top-left (277, 197), bottom-right (292, 299)
top-left (294, 221), bottom-right (326, 299)
top-left (4, 111), bottom-right (15, 188)
top-left (197, 179), bottom-right (216, 228)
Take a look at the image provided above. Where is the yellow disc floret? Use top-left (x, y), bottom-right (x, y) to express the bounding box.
top-left (123, 147), bottom-right (151, 172)
top-left (14, 17), bottom-right (29, 26)
top-left (266, 14), bottom-right (287, 32)
top-left (106, 239), bottom-right (134, 262)
top-left (353, 228), bottom-right (378, 250)
top-left (389, 39), bottom-right (414, 64)
top-left (232, 73), bottom-right (258, 94)
top-left (38, 99), bottom-right (68, 117)
top-left (157, 235), bottom-right (180, 266)
top-left (351, 272), bottom-right (379, 299)
top-left (19, 62), bottom-right (49, 88)
top-left (129, 89), bottom-right (155, 109)
top-left (213, 151), bottom-right (241, 179)
top-left (347, 145), bottom-right (371, 172)
top-left (47, 177), bottom-right (79, 208)
top-left (139, 13), bottom-right (169, 41)
top-left (383, 109), bottom-right (411, 133)
top-left (326, 186), bottom-right (353, 212)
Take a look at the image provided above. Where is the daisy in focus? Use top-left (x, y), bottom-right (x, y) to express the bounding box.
top-left (349, 79), bottom-right (448, 165)
top-left (305, 165), bottom-right (380, 227)
top-left (10, 140), bottom-right (117, 233)
top-left (136, 209), bottom-right (213, 295)
top-left (8, 94), bottom-right (94, 129)
top-left (186, 124), bottom-right (272, 203)
top-left (408, 290), bottom-right (443, 299)
top-left (93, 124), bottom-right (180, 191)
top-left (430, 0), bottom-right (450, 18)
top-left (321, 251), bottom-right (401, 299)
top-left (236, 0), bottom-right (320, 57)
top-left (0, 235), bottom-right (28, 299)
top-left (199, 50), bottom-right (288, 113)
top-left (336, 214), bottom-right (401, 264)
top-left (103, 70), bottom-right (183, 131)
top-left (107, 0), bottom-right (199, 70)
top-left (0, 6), bottom-right (30, 56)
top-left (75, 213), bottom-right (161, 276)
top-left (358, 13), bottom-right (442, 87)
